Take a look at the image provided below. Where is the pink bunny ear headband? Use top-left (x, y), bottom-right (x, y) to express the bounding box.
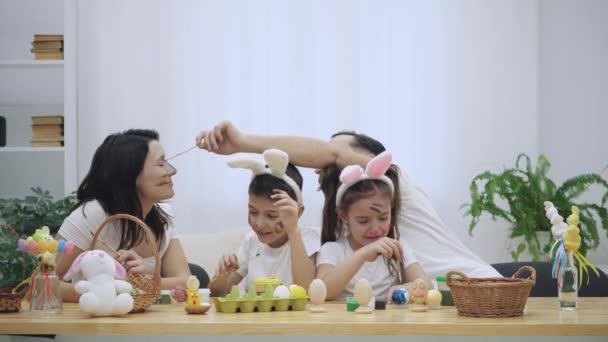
top-left (336, 151), bottom-right (394, 207)
top-left (227, 149), bottom-right (303, 205)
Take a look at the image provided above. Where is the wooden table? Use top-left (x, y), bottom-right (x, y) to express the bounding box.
top-left (1, 298), bottom-right (607, 336)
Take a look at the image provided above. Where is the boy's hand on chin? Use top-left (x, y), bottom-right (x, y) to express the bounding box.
top-left (271, 189), bottom-right (299, 235)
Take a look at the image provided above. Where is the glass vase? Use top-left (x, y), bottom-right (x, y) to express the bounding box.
top-left (30, 269), bottom-right (62, 314)
top-left (558, 251), bottom-right (577, 310)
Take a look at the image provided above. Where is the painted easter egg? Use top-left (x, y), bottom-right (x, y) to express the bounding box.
top-left (273, 285), bottom-right (290, 299)
top-left (289, 285), bottom-right (307, 298)
top-left (410, 278), bottom-right (428, 304)
top-left (391, 287), bottom-right (409, 305)
top-left (426, 289), bottom-right (442, 309)
top-left (308, 279), bottom-right (327, 305)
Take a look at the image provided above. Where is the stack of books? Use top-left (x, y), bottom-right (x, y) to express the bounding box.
top-left (31, 115), bottom-right (64, 147)
top-left (31, 34), bottom-right (64, 60)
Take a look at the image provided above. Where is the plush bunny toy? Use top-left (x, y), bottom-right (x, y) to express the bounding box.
top-left (64, 250), bottom-right (134, 316)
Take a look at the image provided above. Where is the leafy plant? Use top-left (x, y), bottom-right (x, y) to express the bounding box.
top-left (462, 153), bottom-right (608, 261)
top-left (0, 187), bottom-right (77, 238)
top-left (0, 227), bottom-right (36, 289)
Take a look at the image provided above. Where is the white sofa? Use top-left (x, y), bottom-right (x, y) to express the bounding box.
top-left (179, 229), bottom-right (249, 275)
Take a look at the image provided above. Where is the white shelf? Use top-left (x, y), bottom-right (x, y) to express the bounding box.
top-left (0, 146), bottom-right (64, 152)
top-left (0, 60), bottom-right (64, 66)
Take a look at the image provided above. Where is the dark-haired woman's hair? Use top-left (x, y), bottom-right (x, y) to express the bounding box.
top-left (249, 163), bottom-right (303, 201)
top-left (70, 129), bottom-right (171, 250)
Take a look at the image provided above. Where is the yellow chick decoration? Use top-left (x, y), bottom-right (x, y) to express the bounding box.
top-left (564, 207), bottom-right (582, 251)
top-left (185, 276), bottom-right (210, 314)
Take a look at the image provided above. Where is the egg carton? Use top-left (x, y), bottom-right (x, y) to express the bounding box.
top-left (213, 285), bottom-right (307, 313)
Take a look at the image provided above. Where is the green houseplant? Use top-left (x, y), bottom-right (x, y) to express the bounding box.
top-left (462, 153), bottom-right (608, 261)
top-left (0, 225), bottom-right (36, 293)
top-left (0, 187), bottom-right (77, 238)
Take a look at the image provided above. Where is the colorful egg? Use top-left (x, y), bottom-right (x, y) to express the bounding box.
top-left (17, 239), bottom-right (27, 252)
top-left (391, 287), bottom-right (409, 305)
top-left (410, 278), bottom-right (428, 304)
top-left (27, 240), bottom-right (38, 254)
top-left (37, 239), bottom-right (48, 253)
top-left (426, 289), bottom-right (442, 309)
top-left (289, 285), bottom-right (307, 298)
top-left (63, 241), bottom-right (74, 255)
top-left (47, 239), bottom-right (58, 253)
top-left (57, 239), bottom-right (66, 253)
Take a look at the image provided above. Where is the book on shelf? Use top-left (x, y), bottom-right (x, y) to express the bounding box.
top-left (31, 141), bottom-right (63, 147)
top-left (33, 34), bottom-right (64, 42)
top-left (34, 51), bottom-right (64, 60)
top-left (32, 124), bottom-right (63, 137)
top-left (31, 48), bottom-right (63, 53)
top-left (32, 115), bottom-right (63, 125)
top-left (31, 135), bottom-right (64, 143)
top-left (32, 41), bottom-right (63, 49)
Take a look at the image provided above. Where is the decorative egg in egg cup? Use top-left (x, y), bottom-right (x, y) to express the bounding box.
top-left (213, 283), bottom-right (308, 313)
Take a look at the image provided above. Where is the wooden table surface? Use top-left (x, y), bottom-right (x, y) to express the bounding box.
top-left (1, 298), bottom-right (607, 336)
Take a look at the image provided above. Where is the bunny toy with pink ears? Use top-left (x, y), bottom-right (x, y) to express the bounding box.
top-left (64, 250), bottom-right (134, 316)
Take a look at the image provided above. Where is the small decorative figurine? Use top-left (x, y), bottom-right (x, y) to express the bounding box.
top-left (391, 287), bottom-right (409, 309)
top-left (426, 289), bottom-right (442, 310)
top-left (409, 278), bottom-right (428, 312)
top-left (308, 278), bottom-right (327, 313)
top-left (16, 226), bottom-right (74, 314)
top-left (545, 202), bottom-right (599, 310)
top-left (185, 276), bottom-right (210, 314)
top-left (63, 250), bottom-right (133, 316)
top-left (353, 279), bottom-right (373, 314)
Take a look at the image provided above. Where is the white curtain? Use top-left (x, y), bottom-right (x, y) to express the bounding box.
top-left (76, 0), bottom-right (539, 263)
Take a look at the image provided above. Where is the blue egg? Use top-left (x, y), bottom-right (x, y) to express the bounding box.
top-left (391, 287), bottom-right (409, 305)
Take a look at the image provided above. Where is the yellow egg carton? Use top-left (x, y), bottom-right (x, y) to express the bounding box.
top-left (213, 285), bottom-right (308, 313)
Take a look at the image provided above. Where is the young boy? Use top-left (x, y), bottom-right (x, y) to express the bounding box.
top-left (209, 149), bottom-right (319, 296)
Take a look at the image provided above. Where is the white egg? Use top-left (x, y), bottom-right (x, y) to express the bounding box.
top-left (308, 279), bottom-right (327, 305)
top-left (273, 285), bottom-right (291, 299)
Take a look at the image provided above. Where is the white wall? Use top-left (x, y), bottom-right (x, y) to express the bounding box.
top-left (73, 0), bottom-right (539, 263)
top-left (539, 0), bottom-right (608, 264)
top-left (0, 0), bottom-right (64, 199)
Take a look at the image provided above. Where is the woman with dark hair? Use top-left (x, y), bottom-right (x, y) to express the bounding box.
top-left (56, 129), bottom-right (191, 302)
top-left (195, 121), bottom-right (501, 280)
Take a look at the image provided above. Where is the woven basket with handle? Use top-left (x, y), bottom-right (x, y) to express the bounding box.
top-left (0, 224), bottom-right (29, 313)
top-left (90, 214), bottom-right (161, 313)
top-left (446, 266), bottom-right (536, 317)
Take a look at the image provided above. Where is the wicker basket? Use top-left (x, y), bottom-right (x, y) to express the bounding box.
top-left (90, 214), bottom-right (161, 313)
top-left (0, 224), bottom-right (29, 313)
top-left (446, 266), bottom-right (536, 318)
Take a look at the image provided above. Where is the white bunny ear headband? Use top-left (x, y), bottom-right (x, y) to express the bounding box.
top-left (227, 149), bottom-right (303, 205)
top-left (336, 151), bottom-right (395, 207)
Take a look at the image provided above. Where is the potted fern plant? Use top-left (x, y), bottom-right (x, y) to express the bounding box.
top-left (462, 153), bottom-right (608, 261)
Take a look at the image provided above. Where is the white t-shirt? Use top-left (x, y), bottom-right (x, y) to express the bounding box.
top-left (398, 172), bottom-right (500, 278)
top-left (317, 235), bottom-right (418, 300)
top-left (236, 226), bottom-right (320, 292)
top-left (58, 200), bottom-right (176, 276)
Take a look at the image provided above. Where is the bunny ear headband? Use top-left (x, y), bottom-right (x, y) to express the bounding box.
top-left (336, 151), bottom-right (394, 207)
top-left (227, 149), bottom-right (303, 205)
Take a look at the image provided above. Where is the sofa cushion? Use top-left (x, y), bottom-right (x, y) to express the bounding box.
top-left (179, 229), bottom-right (249, 276)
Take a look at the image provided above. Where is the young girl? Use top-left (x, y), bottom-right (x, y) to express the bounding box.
top-left (56, 129), bottom-right (191, 302)
top-left (209, 149), bottom-right (319, 296)
top-left (316, 151), bottom-right (430, 301)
